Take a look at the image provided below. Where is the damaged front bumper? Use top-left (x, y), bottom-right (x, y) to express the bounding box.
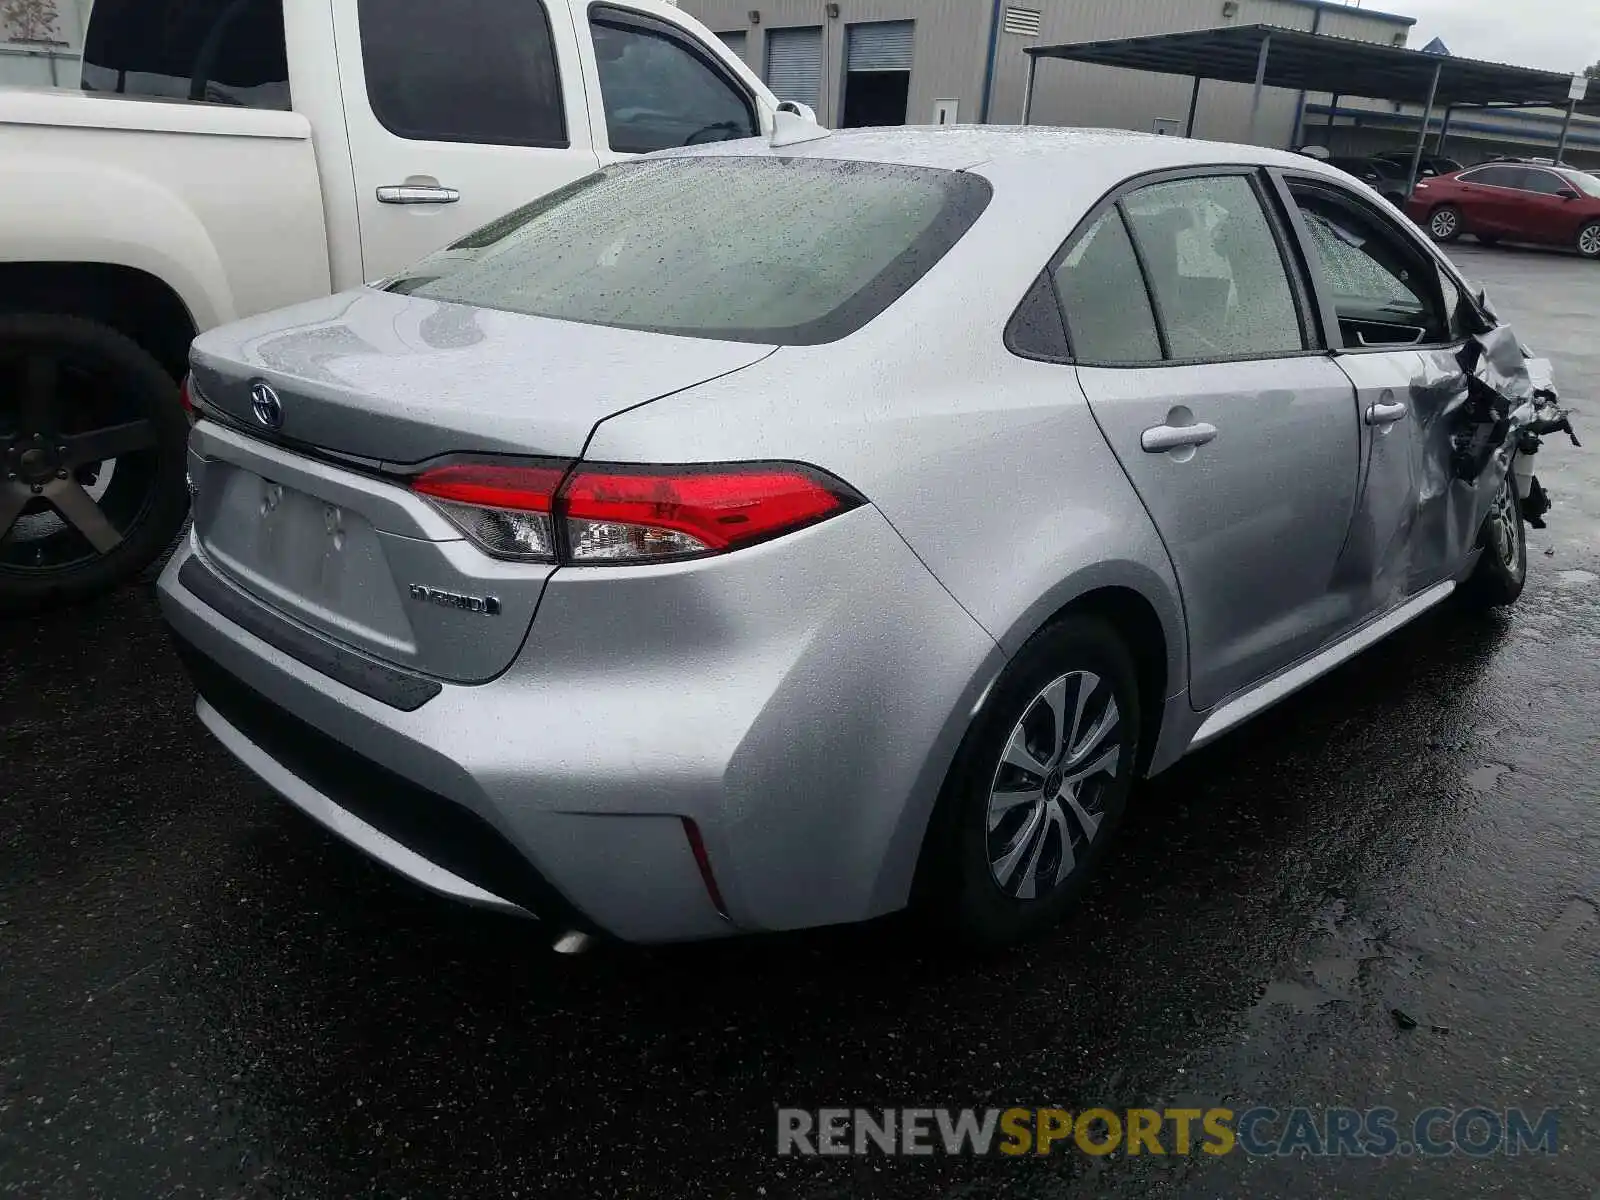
top-left (1442, 303), bottom-right (1581, 530)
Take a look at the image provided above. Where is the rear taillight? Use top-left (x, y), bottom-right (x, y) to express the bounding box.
top-left (179, 374), bottom-right (195, 416)
top-left (413, 462), bottom-right (566, 562)
top-left (411, 460), bottom-right (862, 566)
top-left (560, 463), bottom-right (859, 563)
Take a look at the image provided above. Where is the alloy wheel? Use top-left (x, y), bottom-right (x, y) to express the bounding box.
top-left (1579, 224), bottom-right (1600, 258)
top-left (1430, 209), bottom-right (1458, 239)
top-left (1, 347), bottom-right (161, 573)
top-left (1488, 477), bottom-right (1524, 578)
top-left (985, 670), bottom-right (1122, 901)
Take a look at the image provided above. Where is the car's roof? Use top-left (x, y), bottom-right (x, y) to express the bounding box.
top-left (664, 123), bottom-right (1346, 185)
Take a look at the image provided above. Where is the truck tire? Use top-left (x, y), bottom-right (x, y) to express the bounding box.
top-left (1, 314), bottom-right (190, 615)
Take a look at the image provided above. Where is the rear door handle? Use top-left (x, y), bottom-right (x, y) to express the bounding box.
top-left (1365, 401), bottom-right (1408, 426)
top-left (1141, 422), bottom-right (1218, 453)
top-left (377, 185), bottom-right (461, 205)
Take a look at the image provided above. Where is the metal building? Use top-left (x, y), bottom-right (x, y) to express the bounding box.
top-left (684, 0), bottom-right (1415, 144)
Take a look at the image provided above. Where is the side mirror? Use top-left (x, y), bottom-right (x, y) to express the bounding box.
top-left (1558, 188), bottom-right (1580, 200)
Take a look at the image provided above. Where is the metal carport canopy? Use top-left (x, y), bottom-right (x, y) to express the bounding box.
top-left (1021, 24), bottom-right (1597, 187)
top-left (1024, 24), bottom-right (1590, 111)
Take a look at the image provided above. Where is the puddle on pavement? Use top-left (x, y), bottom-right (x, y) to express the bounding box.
top-left (1466, 763), bottom-right (1511, 793)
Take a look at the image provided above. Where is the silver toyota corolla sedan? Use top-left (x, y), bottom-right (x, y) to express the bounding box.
top-left (159, 124), bottom-right (1555, 948)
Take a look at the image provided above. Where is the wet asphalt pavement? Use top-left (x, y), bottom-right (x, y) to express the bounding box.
top-left (3, 244), bottom-right (1599, 1199)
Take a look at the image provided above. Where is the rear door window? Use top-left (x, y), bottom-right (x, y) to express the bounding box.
top-left (589, 7), bottom-right (758, 154)
top-left (1119, 175), bottom-right (1307, 360)
top-left (386, 158), bottom-right (991, 345)
top-left (357, 0), bottom-right (567, 146)
top-left (1461, 166), bottom-right (1528, 190)
top-left (81, 0), bottom-right (289, 108)
top-left (1051, 210), bottom-right (1163, 364)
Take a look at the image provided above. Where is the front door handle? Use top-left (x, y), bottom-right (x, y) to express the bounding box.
top-left (377, 185), bottom-right (461, 205)
top-left (1365, 401), bottom-right (1408, 426)
top-left (1141, 422), bottom-right (1219, 453)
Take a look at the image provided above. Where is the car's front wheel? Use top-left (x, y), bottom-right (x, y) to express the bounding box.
top-left (1460, 473), bottom-right (1526, 610)
top-left (920, 615), bottom-right (1142, 948)
top-left (1428, 205), bottom-right (1463, 242)
top-left (1577, 220), bottom-right (1600, 260)
top-left (0, 315), bottom-right (191, 615)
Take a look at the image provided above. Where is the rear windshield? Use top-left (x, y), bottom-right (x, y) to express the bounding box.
top-left (384, 157), bottom-right (992, 344)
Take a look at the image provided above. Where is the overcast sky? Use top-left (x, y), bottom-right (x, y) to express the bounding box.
top-left (1388, 0), bottom-right (1599, 76)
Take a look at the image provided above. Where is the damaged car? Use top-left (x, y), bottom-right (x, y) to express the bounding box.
top-left (158, 125), bottom-right (1577, 949)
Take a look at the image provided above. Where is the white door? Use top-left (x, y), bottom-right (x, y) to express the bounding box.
top-left (332, 0), bottom-right (601, 283)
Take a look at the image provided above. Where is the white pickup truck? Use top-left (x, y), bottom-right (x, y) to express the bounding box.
top-left (0, 0), bottom-right (787, 612)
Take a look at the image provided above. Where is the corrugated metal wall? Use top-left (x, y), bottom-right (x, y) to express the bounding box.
top-left (682, 0), bottom-right (993, 128)
top-left (680, 0), bottom-right (1413, 145)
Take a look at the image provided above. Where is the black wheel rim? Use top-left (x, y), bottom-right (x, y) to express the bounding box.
top-left (1, 344), bottom-right (163, 574)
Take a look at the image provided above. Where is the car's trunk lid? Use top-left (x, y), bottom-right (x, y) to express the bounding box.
top-left (185, 289), bottom-right (775, 685)
top-left (188, 288), bottom-right (776, 463)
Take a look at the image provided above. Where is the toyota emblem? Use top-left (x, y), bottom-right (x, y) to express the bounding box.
top-left (250, 381), bottom-right (284, 430)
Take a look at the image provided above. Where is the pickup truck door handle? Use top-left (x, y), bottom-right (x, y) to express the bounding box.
top-left (377, 185), bottom-right (461, 205)
top-left (1141, 422), bottom-right (1218, 453)
top-left (1365, 401), bottom-right (1408, 426)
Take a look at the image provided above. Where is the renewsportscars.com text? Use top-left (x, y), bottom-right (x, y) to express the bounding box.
top-left (776, 1106), bottom-right (1560, 1158)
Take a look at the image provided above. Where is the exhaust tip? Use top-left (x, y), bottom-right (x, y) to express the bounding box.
top-left (552, 930), bottom-right (594, 956)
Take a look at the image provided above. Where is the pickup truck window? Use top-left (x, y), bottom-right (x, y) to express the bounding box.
top-left (589, 7), bottom-right (757, 154)
top-left (81, 0), bottom-right (290, 109)
top-left (385, 158), bottom-right (993, 345)
top-left (357, 0), bottom-right (567, 148)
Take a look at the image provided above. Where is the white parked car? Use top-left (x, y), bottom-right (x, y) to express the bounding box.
top-left (0, 0), bottom-right (784, 613)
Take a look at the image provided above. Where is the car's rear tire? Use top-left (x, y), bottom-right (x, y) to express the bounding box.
top-left (0, 315), bottom-right (190, 615)
top-left (1577, 221), bottom-right (1600, 260)
top-left (918, 615), bottom-right (1142, 948)
top-left (1459, 473), bottom-right (1526, 610)
top-left (1428, 205), bottom-right (1463, 242)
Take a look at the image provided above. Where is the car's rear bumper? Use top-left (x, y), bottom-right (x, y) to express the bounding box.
top-left (157, 506), bottom-right (1002, 943)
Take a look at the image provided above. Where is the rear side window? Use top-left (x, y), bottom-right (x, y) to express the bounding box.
top-left (1052, 210), bottom-right (1162, 364)
top-left (1120, 175), bottom-right (1305, 360)
top-left (385, 158), bottom-right (992, 345)
top-left (590, 7), bottom-right (757, 154)
top-left (81, 0), bottom-right (289, 108)
top-left (1461, 166), bottom-right (1527, 189)
top-left (357, 0), bottom-right (567, 147)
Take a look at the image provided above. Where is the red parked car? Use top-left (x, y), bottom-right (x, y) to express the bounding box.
top-left (1407, 162), bottom-right (1600, 258)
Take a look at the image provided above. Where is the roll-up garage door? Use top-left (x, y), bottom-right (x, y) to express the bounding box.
top-left (764, 26), bottom-right (823, 106)
top-left (846, 21), bottom-right (913, 72)
top-left (717, 30), bottom-right (747, 64)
